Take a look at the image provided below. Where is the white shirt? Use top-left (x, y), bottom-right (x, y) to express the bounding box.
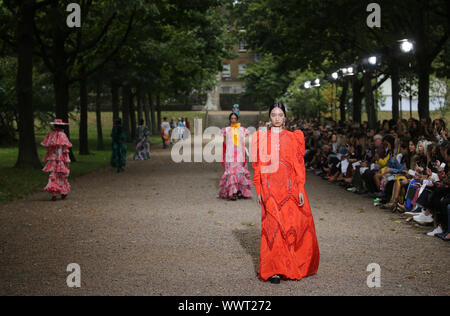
top-left (161, 122), bottom-right (171, 136)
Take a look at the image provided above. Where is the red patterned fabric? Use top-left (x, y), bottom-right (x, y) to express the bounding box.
top-left (252, 129), bottom-right (320, 281)
top-left (41, 129), bottom-right (72, 195)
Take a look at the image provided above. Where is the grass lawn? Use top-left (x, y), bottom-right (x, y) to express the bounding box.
top-left (362, 110), bottom-right (449, 122)
top-left (0, 111), bottom-right (205, 204)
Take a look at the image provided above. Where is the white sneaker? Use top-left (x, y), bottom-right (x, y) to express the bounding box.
top-left (427, 226), bottom-right (443, 236)
top-left (413, 213), bottom-right (434, 224)
top-left (405, 209), bottom-right (423, 216)
top-left (347, 187), bottom-right (357, 193)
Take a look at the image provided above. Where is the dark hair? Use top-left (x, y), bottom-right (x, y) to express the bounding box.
top-left (113, 118), bottom-right (122, 141)
top-left (442, 141), bottom-right (450, 156)
top-left (383, 134), bottom-right (395, 150)
top-left (139, 119), bottom-right (144, 125)
top-left (400, 141), bottom-right (409, 150)
top-left (269, 102), bottom-right (286, 116)
top-left (229, 112), bottom-right (239, 121)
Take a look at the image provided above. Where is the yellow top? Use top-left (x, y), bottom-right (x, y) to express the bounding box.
top-left (230, 123), bottom-right (241, 147)
top-left (376, 153), bottom-right (390, 168)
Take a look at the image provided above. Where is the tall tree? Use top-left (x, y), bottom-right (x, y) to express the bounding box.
top-left (33, 0), bottom-right (135, 159)
top-left (339, 80), bottom-right (349, 122)
top-left (95, 79), bottom-right (104, 150)
top-left (2, 0), bottom-right (42, 168)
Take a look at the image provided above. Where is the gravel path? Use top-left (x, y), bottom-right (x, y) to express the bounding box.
top-left (0, 142), bottom-right (449, 296)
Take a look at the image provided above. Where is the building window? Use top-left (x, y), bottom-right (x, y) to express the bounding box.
top-left (238, 63), bottom-right (247, 75)
top-left (238, 41), bottom-right (247, 52)
top-left (222, 87), bottom-right (231, 94)
top-left (222, 63), bottom-right (231, 77)
top-left (254, 53), bottom-right (262, 62)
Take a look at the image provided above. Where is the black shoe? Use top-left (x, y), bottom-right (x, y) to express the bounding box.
top-left (61, 194), bottom-right (67, 200)
top-left (375, 192), bottom-right (385, 198)
top-left (51, 196), bottom-right (57, 201)
top-left (269, 276), bottom-right (281, 284)
top-left (436, 232), bottom-right (450, 241)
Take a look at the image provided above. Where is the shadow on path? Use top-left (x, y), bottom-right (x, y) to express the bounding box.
top-left (232, 227), bottom-right (260, 275)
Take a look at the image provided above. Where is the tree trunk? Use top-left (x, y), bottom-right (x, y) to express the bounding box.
top-left (363, 73), bottom-right (376, 130)
top-left (137, 87), bottom-right (143, 124)
top-left (14, 0), bottom-right (42, 169)
top-left (417, 60), bottom-right (431, 120)
top-left (111, 80), bottom-right (120, 122)
top-left (96, 80), bottom-right (104, 150)
top-left (390, 62), bottom-right (400, 122)
top-left (148, 91), bottom-right (157, 135)
top-left (121, 86), bottom-right (130, 142)
top-left (143, 91), bottom-right (151, 133)
top-left (52, 13), bottom-right (76, 162)
top-left (339, 80), bottom-right (348, 123)
top-left (415, 3), bottom-right (431, 121)
top-left (352, 79), bottom-right (363, 124)
top-left (128, 87), bottom-right (136, 141)
top-left (79, 66), bottom-right (89, 155)
top-left (156, 93), bottom-right (162, 132)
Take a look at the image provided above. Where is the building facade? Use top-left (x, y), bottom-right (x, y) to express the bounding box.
top-left (204, 35), bottom-right (260, 111)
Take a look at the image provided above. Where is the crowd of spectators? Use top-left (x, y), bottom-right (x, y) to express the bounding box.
top-left (284, 116), bottom-right (450, 242)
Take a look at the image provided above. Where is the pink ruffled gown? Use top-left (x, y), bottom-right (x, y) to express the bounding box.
top-left (217, 124), bottom-right (253, 199)
top-left (41, 128), bottom-right (72, 195)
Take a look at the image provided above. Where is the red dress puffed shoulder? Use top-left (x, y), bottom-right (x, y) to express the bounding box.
top-left (252, 129), bottom-right (320, 281)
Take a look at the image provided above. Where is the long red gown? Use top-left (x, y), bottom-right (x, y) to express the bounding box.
top-left (252, 129), bottom-right (320, 281)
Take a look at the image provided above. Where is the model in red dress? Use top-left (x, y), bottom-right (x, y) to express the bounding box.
top-left (252, 103), bottom-right (320, 283)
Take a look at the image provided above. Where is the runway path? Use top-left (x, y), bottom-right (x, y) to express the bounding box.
top-left (0, 141), bottom-right (449, 296)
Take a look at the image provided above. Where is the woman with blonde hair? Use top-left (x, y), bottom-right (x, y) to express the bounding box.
top-left (416, 140), bottom-right (430, 170)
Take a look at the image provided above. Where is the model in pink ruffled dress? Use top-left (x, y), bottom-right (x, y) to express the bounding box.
top-left (41, 119), bottom-right (72, 201)
top-left (218, 112), bottom-right (253, 201)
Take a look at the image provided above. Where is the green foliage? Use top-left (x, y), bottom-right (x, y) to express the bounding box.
top-left (241, 54), bottom-right (291, 107)
top-left (104, 0), bottom-right (233, 100)
top-left (233, 0), bottom-right (449, 120)
top-left (0, 56), bottom-right (16, 144)
top-left (281, 70), bottom-right (329, 119)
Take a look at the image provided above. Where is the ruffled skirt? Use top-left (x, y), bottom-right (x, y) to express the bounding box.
top-left (42, 145), bottom-right (71, 194)
top-left (44, 172), bottom-right (70, 195)
top-left (218, 163), bottom-right (253, 199)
